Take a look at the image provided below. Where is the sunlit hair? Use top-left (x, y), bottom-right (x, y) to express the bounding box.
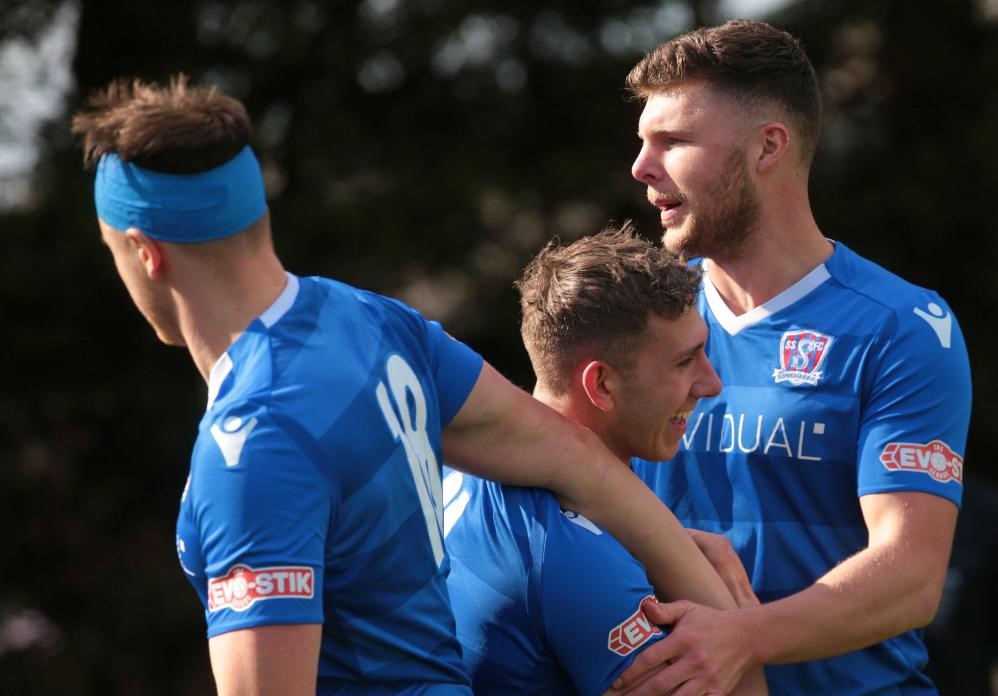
top-left (71, 74), bottom-right (251, 174)
top-left (626, 19), bottom-right (821, 165)
top-left (516, 221), bottom-right (701, 394)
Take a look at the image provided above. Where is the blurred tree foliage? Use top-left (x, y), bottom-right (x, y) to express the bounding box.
top-left (1, 0), bottom-right (995, 692)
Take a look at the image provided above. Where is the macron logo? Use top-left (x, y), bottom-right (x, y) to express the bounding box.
top-left (210, 416), bottom-right (258, 467)
top-left (913, 303), bottom-right (952, 349)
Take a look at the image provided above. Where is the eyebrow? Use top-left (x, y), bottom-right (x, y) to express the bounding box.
top-left (637, 125), bottom-right (691, 141)
top-left (676, 340), bottom-right (706, 361)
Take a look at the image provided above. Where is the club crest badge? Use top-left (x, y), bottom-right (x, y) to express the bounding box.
top-left (773, 329), bottom-right (833, 386)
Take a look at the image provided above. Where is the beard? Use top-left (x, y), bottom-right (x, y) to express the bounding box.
top-left (660, 147), bottom-right (761, 263)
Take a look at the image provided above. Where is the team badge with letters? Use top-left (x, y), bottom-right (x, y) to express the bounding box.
top-left (773, 329), bottom-right (833, 386)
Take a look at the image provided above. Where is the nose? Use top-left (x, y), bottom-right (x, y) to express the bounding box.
top-left (693, 356), bottom-right (722, 399)
top-left (631, 141), bottom-right (662, 185)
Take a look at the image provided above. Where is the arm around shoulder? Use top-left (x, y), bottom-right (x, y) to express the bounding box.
top-left (441, 361), bottom-right (594, 493)
top-left (443, 362), bottom-right (739, 609)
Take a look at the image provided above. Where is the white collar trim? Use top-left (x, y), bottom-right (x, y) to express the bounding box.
top-left (206, 352), bottom-right (233, 410)
top-left (205, 272), bottom-right (299, 408)
top-left (259, 272), bottom-right (299, 329)
top-left (704, 263), bottom-right (830, 336)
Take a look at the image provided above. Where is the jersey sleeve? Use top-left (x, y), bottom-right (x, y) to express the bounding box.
top-left (374, 293), bottom-right (484, 427)
top-left (423, 318), bottom-right (484, 427)
top-left (535, 504), bottom-right (667, 696)
top-left (191, 406), bottom-right (331, 638)
top-left (856, 295), bottom-right (971, 506)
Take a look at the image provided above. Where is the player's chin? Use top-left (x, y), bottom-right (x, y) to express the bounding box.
top-left (153, 328), bottom-right (187, 347)
top-left (642, 439), bottom-right (681, 463)
top-left (661, 227), bottom-right (688, 255)
top-left (149, 321), bottom-right (187, 348)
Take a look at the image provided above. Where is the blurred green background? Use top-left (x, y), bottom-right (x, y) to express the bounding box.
top-left (2, 0), bottom-right (996, 693)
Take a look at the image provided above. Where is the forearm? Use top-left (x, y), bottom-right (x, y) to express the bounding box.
top-left (448, 414), bottom-right (736, 607)
top-left (583, 463), bottom-right (738, 609)
top-left (613, 495), bottom-right (955, 695)
top-left (443, 364), bottom-right (737, 608)
top-left (740, 540), bottom-right (949, 665)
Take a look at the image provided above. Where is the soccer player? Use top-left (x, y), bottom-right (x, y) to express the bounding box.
top-left (72, 76), bottom-right (738, 696)
top-left (610, 19), bottom-right (973, 696)
top-left (444, 225), bottom-right (767, 695)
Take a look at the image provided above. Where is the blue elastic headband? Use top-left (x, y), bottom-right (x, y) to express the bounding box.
top-left (94, 145), bottom-right (267, 243)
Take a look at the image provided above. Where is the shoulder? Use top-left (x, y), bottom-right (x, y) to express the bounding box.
top-left (825, 243), bottom-right (964, 353)
top-left (267, 276), bottom-right (429, 397)
top-left (293, 275), bottom-right (424, 330)
top-left (827, 243), bottom-right (954, 322)
top-left (320, 277), bottom-right (425, 323)
top-left (188, 408), bottom-right (332, 546)
top-left (444, 468), bottom-right (553, 539)
top-left (196, 402), bottom-right (324, 476)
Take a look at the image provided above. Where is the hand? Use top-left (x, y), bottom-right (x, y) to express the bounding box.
top-left (607, 598), bottom-right (756, 696)
top-left (685, 530), bottom-right (759, 608)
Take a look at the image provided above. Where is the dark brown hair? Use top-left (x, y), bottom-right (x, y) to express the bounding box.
top-left (626, 19), bottom-right (821, 163)
top-left (71, 74), bottom-right (251, 174)
top-left (516, 221), bottom-right (701, 393)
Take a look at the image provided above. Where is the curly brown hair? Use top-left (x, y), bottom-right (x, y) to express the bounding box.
top-left (71, 74), bottom-right (251, 174)
top-left (516, 221), bottom-right (701, 393)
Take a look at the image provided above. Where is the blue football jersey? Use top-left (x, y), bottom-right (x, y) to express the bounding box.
top-left (633, 242), bottom-right (971, 695)
top-left (175, 273), bottom-right (483, 695)
top-left (442, 468), bottom-right (667, 696)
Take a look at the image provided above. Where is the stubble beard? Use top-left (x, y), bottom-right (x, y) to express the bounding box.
top-left (661, 149), bottom-right (761, 264)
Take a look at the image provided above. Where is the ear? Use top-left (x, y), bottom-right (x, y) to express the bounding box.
top-left (755, 121), bottom-right (791, 173)
top-left (123, 228), bottom-right (166, 279)
top-left (580, 360), bottom-right (617, 413)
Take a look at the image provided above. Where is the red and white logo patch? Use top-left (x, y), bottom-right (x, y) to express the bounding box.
top-left (880, 439), bottom-right (963, 484)
top-left (207, 564), bottom-right (315, 613)
top-left (773, 329), bottom-right (833, 386)
top-left (608, 595), bottom-right (662, 656)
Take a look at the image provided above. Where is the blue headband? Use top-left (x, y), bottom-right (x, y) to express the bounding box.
top-left (94, 145), bottom-right (267, 243)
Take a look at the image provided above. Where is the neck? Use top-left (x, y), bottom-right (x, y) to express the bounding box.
top-left (706, 189), bottom-right (831, 316)
top-left (173, 248), bottom-right (288, 381)
top-left (532, 383), bottom-right (630, 464)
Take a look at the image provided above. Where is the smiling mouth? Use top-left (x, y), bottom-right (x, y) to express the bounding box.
top-left (670, 409), bottom-right (692, 426)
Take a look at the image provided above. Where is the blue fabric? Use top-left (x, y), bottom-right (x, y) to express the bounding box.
top-left (94, 145), bottom-right (266, 242)
top-left (633, 242), bottom-right (971, 695)
top-left (443, 469), bottom-right (667, 696)
top-left (176, 275), bottom-right (482, 694)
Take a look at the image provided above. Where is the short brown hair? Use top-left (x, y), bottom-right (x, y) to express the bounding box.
top-left (71, 74), bottom-right (251, 174)
top-left (516, 222), bottom-right (701, 393)
top-left (626, 19), bottom-right (821, 164)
